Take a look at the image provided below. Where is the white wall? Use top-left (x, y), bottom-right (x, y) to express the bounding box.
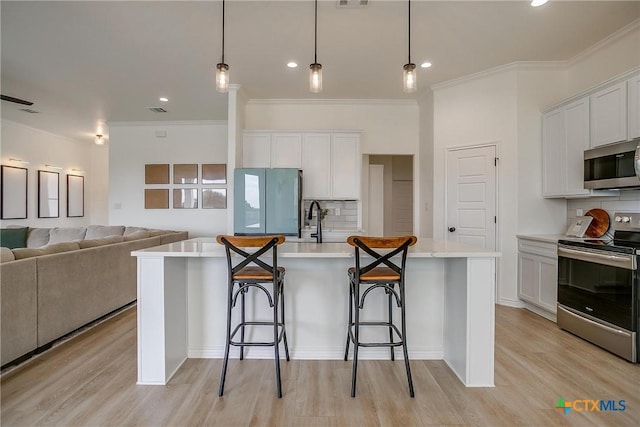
top-left (418, 90), bottom-right (434, 238)
top-left (244, 100), bottom-right (422, 234)
top-left (433, 68), bottom-right (520, 306)
top-left (0, 119), bottom-right (107, 227)
top-left (108, 121), bottom-right (228, 237)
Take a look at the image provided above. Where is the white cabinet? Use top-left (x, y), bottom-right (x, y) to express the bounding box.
top-left (244, 131), bottom-right (361, 200)
top-left (517, 237), bottom-right (558, 316)
top-left (242, 132), bottom-right (302, 168)
top-left (542, 98), bottom-right (590, 198)
top-left (302, 133), bottom-right (331, 199)
top-left (243, 133), bottom-right (271, 168)
top-left (590, 81), bottom-right (627, 147)
top-left (331, 133), bottom-right (360, 199)
top-left (628, 73), bottom-right (640, 140)
top-left (271, 133), bottom-right (302, 168)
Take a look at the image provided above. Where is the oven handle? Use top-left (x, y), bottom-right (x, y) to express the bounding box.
top-left (558, 246), bottom-right (636, 270)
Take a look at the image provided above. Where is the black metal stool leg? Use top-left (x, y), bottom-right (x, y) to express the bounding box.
top-left (240, 286), bottom-right (245, 361)
top-left (273, 281), bottom-right (283, 398)
top-left (400, 282), bottom-right (414, 397)
top-left (219, 280), bottom-right (234, 396)
top-left (350, 282), bottom-right (360, 398)
top-left (388, 284), bottom-right (395, 361)
top-left (280, 280), bottom-right (290, 361)
top-left (344, 279), bottom-right (353, 361)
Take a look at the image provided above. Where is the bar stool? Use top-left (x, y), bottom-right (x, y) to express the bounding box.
top-left (216, 235), bottom-right (290, 398)
top-left (344, 235), bottom-right (418, 397)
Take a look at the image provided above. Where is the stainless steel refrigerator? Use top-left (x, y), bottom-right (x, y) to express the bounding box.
top-left (233, 168), bottom-right (302, 236)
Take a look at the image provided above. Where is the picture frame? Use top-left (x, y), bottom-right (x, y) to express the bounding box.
top-left (67, 174), bottom-right (84, 217)
top-left (565, 216), bottom-right (593, 237)
top-left (144, 189), bottom-right (169, 209)
top-left (145, 164), bottom-right (170, 184)
top-left (38, 170), bottom-right (60, 218)
top-left (173, 164), bottom-right (198, 184)
top-left (202, 188), bottom-right (227, 209)
top-left (173, 188), bottom-right (198, 209)
top-left (202, 164), bottom-right (227, 185)
top-left (1, 165), bottom-right (28, 219)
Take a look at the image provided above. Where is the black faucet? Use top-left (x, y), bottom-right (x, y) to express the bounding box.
top-left (307, 200), bottom-right (323, 243)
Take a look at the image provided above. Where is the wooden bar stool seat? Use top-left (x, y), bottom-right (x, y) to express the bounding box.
top-left (344, 235), bottom-right (418, 398)
top-left (216, 235), bottom-right (290, 398)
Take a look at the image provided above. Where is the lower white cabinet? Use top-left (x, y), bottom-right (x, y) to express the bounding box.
top-left (517, 237), bottom-right (558, 316)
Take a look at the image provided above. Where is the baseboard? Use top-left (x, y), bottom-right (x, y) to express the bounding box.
top-left (522, 302), bottom-right (557, 322)
top-left (189, 345), bottom-right (443, 360)
top-left (497, 297), bottom-right (525, 308)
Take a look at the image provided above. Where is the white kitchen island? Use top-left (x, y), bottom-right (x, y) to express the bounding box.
top-left (132, 238), bottom-right (500, 388)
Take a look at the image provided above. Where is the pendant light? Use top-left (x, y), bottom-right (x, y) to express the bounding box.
top-left (403, 0), bottom-right (416, 93)
top-left (216, 0), bottom-right (229, 93)
top-left (309, 0), bottom-right (322, 93)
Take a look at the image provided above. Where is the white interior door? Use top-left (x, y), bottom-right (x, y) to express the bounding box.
top-left (368, 164), bottom-right (384, 236)
top-left (446, 145), bottom-right (497, 249)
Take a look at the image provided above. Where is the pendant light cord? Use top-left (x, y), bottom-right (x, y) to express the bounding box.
top-left (408, 0), bottom-right (411, 64)
top-left (314, 0), bottom-right (318, 64)
top-left (221, 0), bottom-right (225, 64)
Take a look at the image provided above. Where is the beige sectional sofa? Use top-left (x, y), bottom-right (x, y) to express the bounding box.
top-left (0, 225), bottom-right (188, 367)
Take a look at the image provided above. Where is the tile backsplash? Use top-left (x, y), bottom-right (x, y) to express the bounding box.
top-left (303, 200), bottom-right (358, 230)
top-left (567, 190), bottom-right (640, 233)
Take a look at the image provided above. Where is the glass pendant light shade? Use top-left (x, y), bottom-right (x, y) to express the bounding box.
top-left (309, 63), bottom-right (322, 93)
top-left (403, 63), bottom-right (417, 93)
top-left (216, 63), bottom-right (229, 93)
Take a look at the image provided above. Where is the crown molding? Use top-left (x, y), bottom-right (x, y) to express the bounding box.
top-left (246, 99), bottom-right (417, 106)
top-left (568, 18), bottom-right (640, 66)
top-left (430, 61), bottom-right (566, 92)
top-left (107, 120), bottom-right (227, 127)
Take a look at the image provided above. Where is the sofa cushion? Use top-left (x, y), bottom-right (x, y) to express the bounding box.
top-left (48, 227), bottom-right (87, 244)
top-left (148, 229), bottom-right (171, 237)
top-left (85, 225), bottom-right (125, 239)
top-left (124, 226), bottom-right (148, 236)
top-left (27, 227), bottom-right (50, 248)
top-left (41, 242), bottom-right (81, 254)
top-left (79, 235), bottom-right (125, 248)
top-left (1, 246), bottom-right (16, 262)
top-left (1, 227), bottom-right (28, 249)
top-left (123, 230), bottom-right (151, 241)
top-left (12, 248), bottom-right (45, 260)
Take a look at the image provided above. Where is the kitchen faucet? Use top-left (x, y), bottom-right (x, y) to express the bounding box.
top-left (307, 200), bottom-right (323, 243)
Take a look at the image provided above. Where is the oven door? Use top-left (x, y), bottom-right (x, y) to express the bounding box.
top-left (557, 245), bottom-right (636, 331)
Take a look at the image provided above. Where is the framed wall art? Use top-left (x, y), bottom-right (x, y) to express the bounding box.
top-left (202, 164), bottom-right (226, 185)
top-left (145, 164), bottom-right (170, 184)
top-left (1, 165), bottom-right (28, 219)
top-left (144, 189), bottom-right (169, 209)
top-left (38, 170), bottom-right (59, 218)
top-left (67, 174), bottom-right (84, 217)
top-left (202, 188), bottom-right (227, 209)
top-left (173, 188), bottom-right (198, 209)
top-left (173, 164), bottom-right (198, 184)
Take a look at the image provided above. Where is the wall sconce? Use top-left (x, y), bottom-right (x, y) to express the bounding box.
top-left (8, 158), bottom-right (30, 165)
top-left (71, 168), bottom-right (85, 174)
top-left (44, 164), bottom-right (63, 170)
top-left (95, 134), bottom-right (105, 145)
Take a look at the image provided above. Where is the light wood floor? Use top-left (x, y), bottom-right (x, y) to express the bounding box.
top-left (1, 305), bottom-right (639, 426)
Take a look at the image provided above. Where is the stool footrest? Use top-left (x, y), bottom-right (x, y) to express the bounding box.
top-left (230, 321), bottom-right (287, 347)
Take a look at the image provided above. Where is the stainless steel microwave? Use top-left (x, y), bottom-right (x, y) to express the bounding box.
top-left (584, 139), bottom-right (640, 190)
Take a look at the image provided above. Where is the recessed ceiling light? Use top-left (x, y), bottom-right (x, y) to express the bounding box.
top-left (531, 0), bottom-right (548, 7)
top-left (420, 62), bottom-right (432, 68)
top-left (159, 97), bottom-right (169, 102)
top-left (287, 62), bottom-right (298, 68)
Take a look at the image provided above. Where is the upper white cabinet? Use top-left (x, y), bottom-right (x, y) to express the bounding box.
top-left (628, 73), bottom-right (640, 140)
top-left (590, 81), bottom-right (627, 147)
top-left (330, 133), bottom-right (360, 199)
top-left (542, 98), bottom-right (590, 198)
top-left (271, 133), bottom-right (302, 168)
top-left (244, 130), bottom-right (361, 200)
top-left (302, 133), bottom-right (332, 199)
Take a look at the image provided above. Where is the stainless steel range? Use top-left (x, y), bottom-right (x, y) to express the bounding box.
top-left (557, 212), bottom-right (640, 363)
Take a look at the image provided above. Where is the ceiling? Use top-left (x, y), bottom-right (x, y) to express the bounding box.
top-left (1, 1), bottom-right (639, 143)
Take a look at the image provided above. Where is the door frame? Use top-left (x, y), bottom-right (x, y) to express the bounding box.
top-left (445, 142), bottom-right (501, 293)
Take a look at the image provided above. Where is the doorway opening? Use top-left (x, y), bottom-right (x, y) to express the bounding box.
top-left (368, 155), bottom-right (413, 236)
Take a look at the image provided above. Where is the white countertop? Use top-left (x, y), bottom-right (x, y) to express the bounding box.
top-left (516, 234), bottom-right (610, 244)
top-left (132, 237), bottom-right (501, 259)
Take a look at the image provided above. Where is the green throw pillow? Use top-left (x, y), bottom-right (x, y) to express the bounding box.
top-left (0, 227), bottom-right (28, 249)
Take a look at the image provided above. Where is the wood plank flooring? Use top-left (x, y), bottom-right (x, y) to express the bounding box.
top-left (1, 305), bottom-right (639, 426)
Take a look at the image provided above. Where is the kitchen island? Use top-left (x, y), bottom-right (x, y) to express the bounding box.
top-left (133, 238), bottom-right (500, 388)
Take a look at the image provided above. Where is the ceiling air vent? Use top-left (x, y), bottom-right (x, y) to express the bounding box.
top-left (20, 108), bottom-right (40, 114)
top-left (337, 0), bottom-right (368, 8)
top-left (149, 107), bottom-right (167, 113)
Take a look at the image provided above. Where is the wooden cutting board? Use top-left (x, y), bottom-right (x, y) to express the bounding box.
top-left (584, 208), bottom-right (610, 238)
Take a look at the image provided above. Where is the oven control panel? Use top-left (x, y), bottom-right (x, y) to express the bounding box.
top-left (613, 212), bottom-right (640, 231)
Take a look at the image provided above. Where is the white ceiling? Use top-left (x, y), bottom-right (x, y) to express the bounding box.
top-left (1, 1), bottom-right (639, 143)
